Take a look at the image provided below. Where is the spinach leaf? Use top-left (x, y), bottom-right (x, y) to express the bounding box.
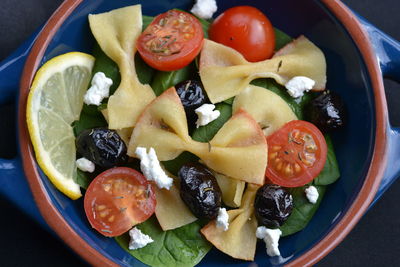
top-left (280, 185), bottom-right (326, 237)
top-left (196, 16), bottom-right (210, 38)
top-left (274, 28), bottom-right (292, 50)
top-left (191, 103), bottom-right (232, 142)
top-left (142, 15), bottom-right (153, 30)
top-left (223, 97), bottom-right (234, 105)
top-left (115, 217), bottom-right (211, 267)
top-left (314, 135), bottom-right (340, 185)
top-left (162, 152), bottom-right (199, 176)
top-left (74, 169), bottom-right (91, 190)
top-left (72, 110), bottom-right (107, 137)
top-left (151, 63), bottom-right (196, 96)
top-left (135, 53), bottom-right (156, 85)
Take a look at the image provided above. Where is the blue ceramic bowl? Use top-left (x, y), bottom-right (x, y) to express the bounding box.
top-left (1, 0), bottom-right (400, 266)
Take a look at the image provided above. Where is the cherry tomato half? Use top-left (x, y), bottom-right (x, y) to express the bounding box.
top-left (265, 120), bottom-right (327, 187)
top-left (137, 9), bottom-right (204, 71)
top-left (84, 167), bottom-right (156, 237)
top-left (209, 6), bottom-right (275, 62)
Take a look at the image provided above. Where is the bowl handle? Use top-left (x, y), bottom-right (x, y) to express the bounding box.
top-left (0, 34), bottom-right (49, 229)
top-left (356, 14), bottom-right (400, 206)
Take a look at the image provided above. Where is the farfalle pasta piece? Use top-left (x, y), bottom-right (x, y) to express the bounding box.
top-left (155, 182), bottom-right (197, 231)
top-left (199, 36), bottom-right (326, 103)
top-left (201, 184), bottom-right (259, 261)
top-left (214, 172), bottom-right (245, 208)
top-left (89, 5), bottom-right (155, 129)
top-left (233, 85), bottom-right (297, 136)
top-left (128, 87), bottom-right (268, 185)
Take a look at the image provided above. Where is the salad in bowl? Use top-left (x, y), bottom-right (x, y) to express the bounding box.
top-left (24, 1), bottom-right (350, 266)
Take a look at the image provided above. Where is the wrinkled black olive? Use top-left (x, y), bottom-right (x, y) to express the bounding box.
top-left (178, 162), bottom-right (222, 219)
top-left (254, 184), bottom-right (293, 228)
top-left (175, 80), bottom-right (208, 127)
top-left (76, 128), bottom-right (128, 169)
top-left (306, 90), bottom-right (346, 133)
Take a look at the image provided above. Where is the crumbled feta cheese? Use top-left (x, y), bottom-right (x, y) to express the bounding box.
top-left (83, 72), bottom-right (113, 106)
top-left (216, 208), bottom-right (229, 231)
top-left (135, 147), bottom-right (173, 190)
top-left (76, 157), bottom-right (95, 173)
top-left (285, 76), bottom-right (315, 98)
top-left (195, 104), bottom-right (220, 128)
top-left (305, 185), bottom-right (319, 204)
top-left (128, 227), bottom-right (153, 250)
top-left (190, 0), bottom-right (217, 19)
top-left (256, 226), bottom-right (282, 257)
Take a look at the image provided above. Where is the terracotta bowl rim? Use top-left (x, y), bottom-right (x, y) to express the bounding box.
top-left (17, 0), bottom-right (388, 266)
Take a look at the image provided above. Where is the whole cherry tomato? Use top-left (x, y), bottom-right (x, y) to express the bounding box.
top-left (209, 6), bottom-right (275, 62)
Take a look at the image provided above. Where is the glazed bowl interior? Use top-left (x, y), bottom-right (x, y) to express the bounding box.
top-left (33, 0), bottom-right (375, 266)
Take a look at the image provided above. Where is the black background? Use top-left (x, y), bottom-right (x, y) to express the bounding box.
top-left (0, 0), bottom-right (399, 266)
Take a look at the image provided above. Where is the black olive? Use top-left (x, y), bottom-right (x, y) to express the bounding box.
top-left (178, 162), bottom-right (222, 219)
top-left (306, 90), bottom-right (346, 133)
top-left (254, 184), bottom-right (293, 228)
top-left (175, 80), bottom-right (208, 127)
top-left (76, 128), bottom-right (128, 169)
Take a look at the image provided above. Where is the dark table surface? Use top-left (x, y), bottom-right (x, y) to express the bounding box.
top-left (0, 0), bottom-right (399, 266)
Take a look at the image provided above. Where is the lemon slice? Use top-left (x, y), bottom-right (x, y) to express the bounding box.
top-left (26, 52), bottom-right (95, 200)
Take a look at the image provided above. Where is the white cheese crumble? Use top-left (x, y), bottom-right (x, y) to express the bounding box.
top-left (256, 226), bottom-right (282, 257)
top-left (128, 227), bottom-right (154, 250)
top-left (216, 208), bottom-right (229, 231)
top-left (190, 0), bottom-right (217, 19)
top-left (135, 147), bottom-right (173, 190)
top-left (76, 157), bottom-right (95, 173)
top-left (195, 104), bottom-right (220, 128)
top-left (83, 72), bottom-right (113, 106)
top-left (305, 185), bottom-right (319, 204)
top-left (285, 76), bottom-right (315, 98)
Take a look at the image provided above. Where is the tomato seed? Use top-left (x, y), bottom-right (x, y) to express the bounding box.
top-left (294, 163), bottom-right (301, 173)
top-left (184, 33), bottom-right (193, 40)
top-left (135, 188), bottom-right (144, 197)
top-left (269, 152), bottom-right (277, 159)
top-left (102, 183), bottom-right (111, 192)
top-left (99, 210), bottom-right (109, 218)
top-left (272, 145), bottom-right (281, 152)
top-left (284, 164), bottom-right (293, 176)
top-left (96, 205), bottom-right (106, 211)
top-left (276, 162), bottom-right (283, 171)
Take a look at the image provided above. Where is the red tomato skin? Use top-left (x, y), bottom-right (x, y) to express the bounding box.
top-left (265, 120), bottom-right (327, 188)
top-left (209, 6), bottom-right (275, 62)
top-left (84, 167), bottom-right (156, 237)
top-left (137, 10), bottom-right (204, 71)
